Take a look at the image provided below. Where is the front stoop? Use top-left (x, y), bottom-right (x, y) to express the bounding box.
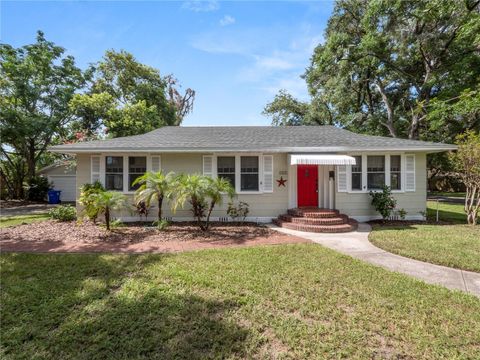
top-left (273, 207), bottom-right (358, 233)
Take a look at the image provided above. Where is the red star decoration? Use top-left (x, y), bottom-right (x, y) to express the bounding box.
top-left (276, 176), bottom-right (287, 187)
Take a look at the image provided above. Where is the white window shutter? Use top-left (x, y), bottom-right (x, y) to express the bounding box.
top-left (203, 155), bottom-right (213, 177)
top-left (262, 155), bottom-right (273, 193)
top-left (337, 165), bottom-right (347, 192)
top-left (151, 156), bottom-right (161, 172)
top-left (91, 156), bottom-right (100, 183)
top-left (405, 154), bottom-right (415, 191)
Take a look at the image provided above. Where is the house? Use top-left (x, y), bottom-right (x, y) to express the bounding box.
top-left (38, 162), bottom-right (76, 202)
top-left (50, 126), bottom-right (456, 232)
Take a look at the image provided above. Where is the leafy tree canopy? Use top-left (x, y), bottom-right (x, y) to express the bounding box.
top-left (70, 50), bottom-right (195, 138)
top-left (0, 31), bottom-right (85, 183)
top-left (264, 0), bottom-right (480, 142)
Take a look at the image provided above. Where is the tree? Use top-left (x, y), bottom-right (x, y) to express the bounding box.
top-left (133, 170), bottom-right (175, 221)
top-left (204, 177), bottom-right (235, 230)
top-left (172, 174), bottom-right (209, 230)
top-left (71, 50), bottom-right (195, 138)
top-left (265, 0), bottom-right (480, 142)
top-left (452, 131), bottom-right (480, 225)
top-left (88, 190), bottom-right (129, 231)
top-left (0, 31), bottom-right (85, 184)
top-left (263, 90), bottom-right (332, 126)
top-left (172, 174), bottom-right (235, 231)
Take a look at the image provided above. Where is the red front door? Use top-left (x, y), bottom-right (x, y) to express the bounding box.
top-left (297, 165), bottom-right (318, 207)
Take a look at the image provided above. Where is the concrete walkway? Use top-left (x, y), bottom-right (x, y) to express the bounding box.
top-left (269, 223), bottom-right (480, 298)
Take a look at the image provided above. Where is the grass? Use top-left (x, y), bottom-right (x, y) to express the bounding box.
top-left (1, 247), bottom-right (480, 359)
top-left (0, 213), bottom-right (50, 228)
top-left (370, 202), bottom-right (480, 272)
top-left (426, 200), bottom-right (472, 224)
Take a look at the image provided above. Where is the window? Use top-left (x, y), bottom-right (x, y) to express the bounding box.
top-left (240, 156), bottom-right (259, 191)
top-left (105, 156), bottom-right (123, 191)
top-left (128, 156), bottom-right (146, 191)
top-left (390, 155), bottom-right (401, 190)
top-left (367, 156), bottom-right (385, 190)
top-left (351, 156), bottom-right (362, 190)
top-left (217, 156), bottom-right (236, 187)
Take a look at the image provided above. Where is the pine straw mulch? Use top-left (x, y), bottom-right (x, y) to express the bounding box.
top-left (0, 220), bottom-right (309, 253)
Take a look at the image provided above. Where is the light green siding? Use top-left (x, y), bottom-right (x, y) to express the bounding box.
top-left (335, 153), bottom-right (427, 220)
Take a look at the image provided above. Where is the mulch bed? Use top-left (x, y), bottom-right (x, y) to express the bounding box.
top-left (368, 220), bottom-right (455, 226)
top-left (0, 220), bottom-right (309, 253)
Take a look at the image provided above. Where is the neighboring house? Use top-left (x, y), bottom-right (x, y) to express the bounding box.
top-left (50, 126), bottom-right (456, 231)
top-left (38, 162), bottom-right (76, 202)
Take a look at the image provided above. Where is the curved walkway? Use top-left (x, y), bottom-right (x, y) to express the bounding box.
top-left (269, 223), bottom-right (480, 298)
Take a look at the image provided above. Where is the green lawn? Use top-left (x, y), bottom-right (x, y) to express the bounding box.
top-left (426, 201), bottom-right (471, 224)
top-left (1, 247), bottom-right (479, 359)
top-left (0, 213), bottom-right (50, 228)
top-left (370, 202), bottom-right (479, 272)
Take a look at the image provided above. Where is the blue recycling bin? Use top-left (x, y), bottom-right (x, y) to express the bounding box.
top-left (47, 190), bottom-right (61, 204)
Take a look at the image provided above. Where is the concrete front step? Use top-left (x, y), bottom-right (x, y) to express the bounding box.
top-left (273, 218), bottom-right (358, 233)
top-left (287, 207), bottom-right (340, 218)
top-left (279, 214), bottom-right (349, 225)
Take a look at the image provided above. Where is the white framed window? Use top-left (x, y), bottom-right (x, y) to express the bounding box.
top-left (345, 153), bottom-right (415, 193)
top-left (128, 156), bottom-right (147, 191)
top-left (367, 155), bottom-right (385, 190)
top-left (217, 156), bottom-right (236, 187)
top-left (240, 156), bottom-right (259, 191)
top-left (105, 156), bottom-right (124, 191)
top-left (351, 155), bottom-right (362, 191)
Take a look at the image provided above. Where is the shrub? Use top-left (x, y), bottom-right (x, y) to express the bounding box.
top-left (88, 191), bottom-right (129, 231)
top-left (370, 186), bottom-right (397, 220)
top-left (398, 208), bottom-right (407, 220)
top-left (153, 219), bottom-right (170, 230)
top-left (172, 174), bottom-right (235, 231)
top-left (136, 201), bottom-right (150, 221)
top-left (48, 205), bottom-right (77, 221)
top-left (79, 181), bottom-right (105, 222)
top-left (227, 201), bottom-right (250, 223)
top-left (26, 176), bottom-right (51, 201)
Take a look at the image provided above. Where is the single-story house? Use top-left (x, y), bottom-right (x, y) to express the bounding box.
top-left (50, 126), bottom-right (456, 232)
top-left (38, 162), bottom-right (77, 202)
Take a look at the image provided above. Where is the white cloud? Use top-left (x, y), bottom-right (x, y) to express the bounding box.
top-left (191, 23), bottom-right (323, 100)
top-left (182, 0), bottom-right (219, 12)
top-left (219, 15), bottom-right (235, 26)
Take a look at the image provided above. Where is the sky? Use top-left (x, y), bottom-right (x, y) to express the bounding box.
top-left (1, 0), bottom-right (334, 126)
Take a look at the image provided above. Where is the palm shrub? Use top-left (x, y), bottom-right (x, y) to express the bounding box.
top-left (204, 177), bottom-right (235, 230)
top-left (172, 174), bottom-right (235, 231)
top-left (79, 181), bottom-right (105, 223)
top-left (172, 174), bottom-right (209, 229)
top-left (133, 171), bottom-right (175, 222)
top-left (88, 191), bottom-right (129, 231)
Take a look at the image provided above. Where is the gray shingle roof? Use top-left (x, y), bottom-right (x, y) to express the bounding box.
top-left (50, 126), bottom-right (456, 153)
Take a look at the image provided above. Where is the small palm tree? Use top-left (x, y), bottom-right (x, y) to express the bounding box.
top-left (133, 171), bottom-right (175, 221)
top-left (204, 177), bottom-right (235, 230)
top-left (171, 174), bottom-right (209, 229)
top-left (89, 191), bottom-right (129, 231)
top-left (172, 174), bottom-right (235, 231)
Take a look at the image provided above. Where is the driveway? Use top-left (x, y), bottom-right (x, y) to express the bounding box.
top-left (0, 203), bottom-right (59, 217)
top-left (270, 223), bottom-right (480, 298)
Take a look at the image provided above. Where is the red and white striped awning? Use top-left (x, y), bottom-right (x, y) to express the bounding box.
top-left (289, 154), bottom-right (356, 165)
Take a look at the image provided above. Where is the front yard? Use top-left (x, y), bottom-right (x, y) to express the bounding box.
top-left (370, 202), bottom-right (480, 272)
top-left (2, 245), bottom-right (479, 359)
top-left (0, 213), bottom-right (50, 228)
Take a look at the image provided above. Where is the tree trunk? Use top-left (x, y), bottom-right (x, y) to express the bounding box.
top-left (204, 201), bottom-right (215, 231)
top-left (157, 195), bottom-right (164, 221)
top-left (105, 206), bottom-right (110, 231)
top-left (26, 139), bottom-right (36, 181)
top-left (465, 186), bottom-right (479, 225)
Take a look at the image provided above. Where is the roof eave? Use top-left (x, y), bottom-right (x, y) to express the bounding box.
top-left (49, 145), bottom-right (458, 154)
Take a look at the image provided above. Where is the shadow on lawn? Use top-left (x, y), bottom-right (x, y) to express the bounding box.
top-left (0, 253), bottom-right (251, 359)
